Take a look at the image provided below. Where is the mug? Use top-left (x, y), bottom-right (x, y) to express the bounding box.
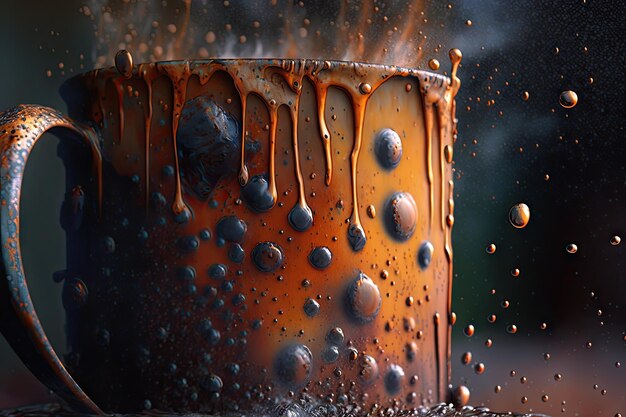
top-left (0, 50), bottom-right (461, 414)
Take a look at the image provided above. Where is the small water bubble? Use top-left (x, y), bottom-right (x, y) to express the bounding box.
top-left (463, 324), bottom-right (475, 337)
top-left (511, 268), bottom-right (520, 277)
top-left (486, 243), bottom-right (496, 254)
top-left (559, 90), bottom-right (578, 108)
top-left (507, 324), bottom-right (518, 334)
top-left (522, 91), bottom-right (530, 101)
top-left (461, 351), bottom-right (472, 365)
top-left (474, 363), bottom-right (485, 374)
top-left (508, 203), bottom-right (530, 228)
top-left (367, 204), bottom-right (377, 218)
top-left (554, 373), bottom-right (562, 381)
top-left (610, 235), bottom-right (621, 245)
top-left (566, 243), bottom-right (578, 254)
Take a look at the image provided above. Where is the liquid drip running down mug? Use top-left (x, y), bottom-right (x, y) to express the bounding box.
top-left (0, 50), bottom-right (461, 414)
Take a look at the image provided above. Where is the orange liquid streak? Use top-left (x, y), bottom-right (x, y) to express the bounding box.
top-left (238, 94), bottom-right (249, 186)
top-left (268, 107), bottom-right (278, 204)
top-left (437, 104), bottom-right (447, 232)
top-left (433, 312), bottom-right (442, 399)
top-left (422, 100), bottom-right (434, 230)
top-left (314, 84), bottom-right (332, 186)
top-left (349, 96), bottom-right (368, 238)
top-left (290, 96), bottom-right (308, 209)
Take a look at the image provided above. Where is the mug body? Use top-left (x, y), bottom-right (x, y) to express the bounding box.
top-left (57, 58), bottom-right (458, 413)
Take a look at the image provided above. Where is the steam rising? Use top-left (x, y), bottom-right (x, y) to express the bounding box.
top-left (81, 0), bottom-right (430, 68)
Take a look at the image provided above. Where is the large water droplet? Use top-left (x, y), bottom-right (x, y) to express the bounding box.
top-left (178, 96), bottom-right (241, 200)
top-left (273, 344), bottom-right (313, 388)
top-left (384, 192), bottom-right (417, 241)
top-left (345, 272), bottom-right (382, 323)
top-left (375, 128), bottom-right (403, 170)
top-left (559, 90), bottom-right (578, 108)
top-left (288, 203), bottom-right (313, 232)
top-left (216, 215), bottom-right (247, 243)
top-left (509, 203), bottom-right (530, 228)
top-left (384, 364), bottom-right (405, 394)
top-left (252, 242), bottom-right (284, 272)
top-left (242, 174), bottom-right (275, 212)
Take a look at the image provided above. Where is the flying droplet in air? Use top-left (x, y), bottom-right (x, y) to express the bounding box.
top-left (508, 203), bottom-right (530, 228)
top-left (559, 90), bottom-right (578, 108)
top-left (486, 243), bottom-right (496, 254)
top-left (566, 243), bottom-right (578, 254)
top-left (610, 235), bottom-right (621, 246)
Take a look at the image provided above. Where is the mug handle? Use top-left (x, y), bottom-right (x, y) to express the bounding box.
top-left (0, 105), bottom-right (104, 415)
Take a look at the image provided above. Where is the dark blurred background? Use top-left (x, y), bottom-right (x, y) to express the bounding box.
top-left (0, 0), bottom-right (624, 415)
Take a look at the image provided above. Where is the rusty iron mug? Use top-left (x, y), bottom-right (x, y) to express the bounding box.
top-left (0, 51), bottom-right (461, 414)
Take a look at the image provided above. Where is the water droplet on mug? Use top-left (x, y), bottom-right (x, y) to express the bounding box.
top-left (428, 59), bottom-right (440, 70)
top-left (418, 241), bottom-right (434, 270)
top-left (358, 355), bottom-right (379, 385)
top-left (216, 215), bottom-right (247, 243)
top-left (322, 345), bottom-right (339, 363)
top-left (208, 264), bottom-right (228, 280)
top-left (559, 90), bottom-right (578, 108)
top-left (308, 246), bottom-right (332, 269)
top-left (345, 272), bottom-right (382, 323)
top-left (326, 327), bottom-right (345, 346)
top-left (274, 344), bottom-right (313, 388)
top-left (461, 351), bottom-right (472, 365)
top-left (252, 242), bottom-right (284, 272)
top-left (303, 298), bottom-right (320, 317)
top-left (509, 203), bottom-right (530, 228)
top-left (384, 364), bottom-right (405, 394)
top-left (242, 174), bottom-right (275, 212)
top-left (464, 324), bottom-right (475, 337)
top-left (62, 278), bottom-right (88, 310)
top-left (375, 128), bottom-right (403, 170)
top-left (101, 236), bottom-right (116, 254)
top-left (348, 223), bottom-right (367, 252)
top-left (228, 243), bottom-right (245, 263)
top-left (384, 192), bottom-right (417, 241)
top-left (288, 203), bottom-right (313, 232)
